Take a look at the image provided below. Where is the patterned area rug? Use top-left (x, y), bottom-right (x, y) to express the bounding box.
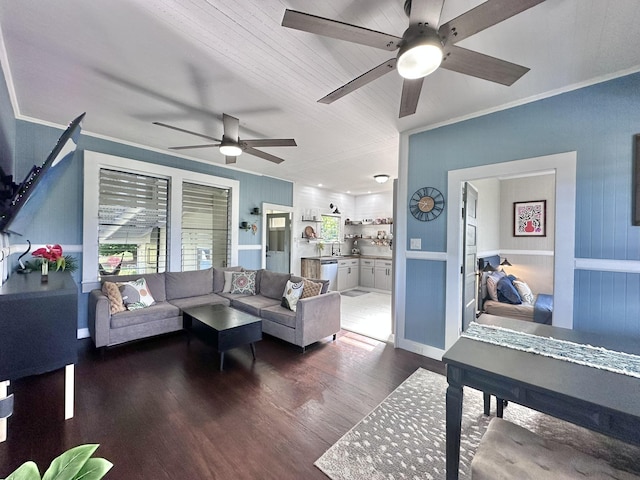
top-left (315, 368), bottom-right (640, 480)
top-left (341, 290), bottom-right (370, 297)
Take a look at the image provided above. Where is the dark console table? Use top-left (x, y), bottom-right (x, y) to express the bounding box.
top-left (0, 270), bottom-right (78, 441)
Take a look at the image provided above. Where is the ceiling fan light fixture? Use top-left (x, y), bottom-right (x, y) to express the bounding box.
top-left (397, 29), bottom-right (443, 80)
top-left (219, 142), bottom-right (242, 157)
top-left (374, 174), bottom-right (390, 184)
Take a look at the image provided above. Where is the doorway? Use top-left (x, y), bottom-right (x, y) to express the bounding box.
top-left (445, 152), bottom-right (577, 351)
top-left (261, 203), bottom-right (294, 273)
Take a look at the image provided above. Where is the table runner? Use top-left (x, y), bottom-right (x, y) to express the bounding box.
top-left (462, 322), bottom-right (640, 378)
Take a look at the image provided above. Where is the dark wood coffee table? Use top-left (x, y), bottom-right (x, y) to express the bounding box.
top-left (182, 304), bottom-right (262, 371)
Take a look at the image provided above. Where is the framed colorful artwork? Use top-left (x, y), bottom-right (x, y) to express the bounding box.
top-left (514, 200), bottom-right (546, 237)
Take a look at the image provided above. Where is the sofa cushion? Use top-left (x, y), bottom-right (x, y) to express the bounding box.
top-left (168, 293), bottom-right (230, 310)
top-left (110, 302), bottom-right (180, 329)
top-left (281, 280), bottom-right (304, 311)
top-left (261, 304), bottom-right (297, 329)
top-left (259, 270), bottom-right (291, 300)
top-left (300, 279), bottom-right (322, 299)
top-left (102, 281), bottom-right (126, 314)
top-left (118, 278), bottom-right (157, 310)
top-left (231, 295), bottom-right (280, 317)
top-left (103, 273), bottom-right (167, 302)
top-left (213, 266), bottom-right (242, 293)
top-left (291, 276), bottom-right (329, 294)
top-left (230, 271), bottom-right (257, 295)
top-left (165, 268), bottom-right (213, 300)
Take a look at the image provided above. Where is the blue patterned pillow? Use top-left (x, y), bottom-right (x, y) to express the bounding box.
top-left (230, 271), bottom-right (256, 295)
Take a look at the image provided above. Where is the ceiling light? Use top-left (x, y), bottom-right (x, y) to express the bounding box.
top-left (219, 142), bottom-right (242, 157)
top-left (397, 28), bottom-right (443, 80)
top-left (374, 174), bottom-right (390, 184)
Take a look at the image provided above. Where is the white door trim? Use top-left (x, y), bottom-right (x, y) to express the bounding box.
top-left (445, 152), bottom-right (577, 351)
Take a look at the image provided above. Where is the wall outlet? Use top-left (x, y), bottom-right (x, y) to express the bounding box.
top-left (410, 238), bottom-right (421, 250)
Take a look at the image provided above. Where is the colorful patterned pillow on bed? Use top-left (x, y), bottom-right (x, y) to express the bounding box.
top-left (513, 280), bottom-right (534, 304)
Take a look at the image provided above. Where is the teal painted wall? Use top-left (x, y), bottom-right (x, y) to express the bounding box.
top-left (406, 72), bottom-right (640, 348)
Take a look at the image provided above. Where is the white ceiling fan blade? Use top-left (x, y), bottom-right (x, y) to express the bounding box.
top-left (282, 9), bottom-right (401, 51)
top-left (168, 144), bottom-right (220, 150)
top-left (318, 58), bottom-right (397, 104)
top-left (441, 45), bottom-right (529, 86)
top-left (152, 122), bottom-right (221, 142)
top-left (399, 78), bottom-right (424, 118)
top-left (245, 147), bottom-right (285, 164)
top-left (222, 113), bottom-right (240, 142)
top-left (243, 139), bottom-right (297, 148)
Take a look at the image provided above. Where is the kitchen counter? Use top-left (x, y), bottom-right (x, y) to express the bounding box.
top-left (301, 255), bottom-right (392, 261)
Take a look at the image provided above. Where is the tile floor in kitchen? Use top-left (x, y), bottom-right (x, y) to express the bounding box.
top-left (340, 290), bottom-right (393, 342)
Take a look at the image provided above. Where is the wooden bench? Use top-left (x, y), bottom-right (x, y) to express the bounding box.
top-left (471, 418), bottom-right (640, 480)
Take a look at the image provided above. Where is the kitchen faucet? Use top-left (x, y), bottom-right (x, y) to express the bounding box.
top-left (331, 242), bottom-right (341, 256)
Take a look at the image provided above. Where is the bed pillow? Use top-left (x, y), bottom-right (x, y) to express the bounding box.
top-left (497, 276), bottom-right (522, 305)
top-left (486, 271), bottom-right (506, 301)
top-left (513, 279), bottom-right (534, 304)
top-left (281, 280), bottom-right (304, 311)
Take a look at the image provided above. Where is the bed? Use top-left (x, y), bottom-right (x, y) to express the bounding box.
top-left (478, 255), bottom-right (553, 324)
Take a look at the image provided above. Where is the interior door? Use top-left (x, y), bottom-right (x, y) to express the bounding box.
top-left (265, 213), bottom-right (291, 273)
top-left (462, 182), bottom-right (478, 331)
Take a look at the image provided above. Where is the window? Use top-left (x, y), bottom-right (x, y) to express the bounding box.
top-left (321, 214), bottom-right (341, 242)
top-left (98, 169), bottom-right (168, 276)
top-left (181, 182), bottom-right (230, 271)
top-left (83, 152), bottom-right (240, 292)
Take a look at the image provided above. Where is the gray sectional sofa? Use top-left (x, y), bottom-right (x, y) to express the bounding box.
top-left (88, 267), bottom-right (341, 352)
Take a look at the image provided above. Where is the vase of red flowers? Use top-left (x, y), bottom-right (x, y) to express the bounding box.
top-left (32, 244), bottom-right (65, 283)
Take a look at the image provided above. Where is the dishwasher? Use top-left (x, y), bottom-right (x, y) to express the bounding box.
top-left (320, 258), bottom-right (338, 291)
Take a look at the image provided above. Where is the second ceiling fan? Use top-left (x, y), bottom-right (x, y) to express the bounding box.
top-left (153, 113), bottom-right (296, 164)
top-left (282, 0), bottom-right (546, 118)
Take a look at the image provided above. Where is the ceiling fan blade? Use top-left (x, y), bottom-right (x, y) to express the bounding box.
top-left (318, 58), bottom-right (397, 104)
top-left (225, 156), bottom-right (237, 164)
top-left (399, 78), bottom-right (424, 118)
top-left (439, 0), bottom-right (545, 45)
top-left (282, 9), bottom-right (402, 51)
top-left (242, 139), bottom-right (297, 148)
top-left (441, 45), bottom-right (529, 86)
top-left (244, 147), bottom-right (285, 164)
top-left (222, 113), bottom-right (240, 142)
top-left (152, 122), bottom-right (221, 142)
top-left (408, 0), bottom-right (444, 29)
top-left (168, 144), bottom-right (220, 150)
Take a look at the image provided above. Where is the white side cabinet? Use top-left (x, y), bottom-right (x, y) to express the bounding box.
top-left (374, 259), bottom-right (393, 291)
top-left (337, 258), bottom-right (359, 291)
top-left (359, 259), bottom-right (375, 288)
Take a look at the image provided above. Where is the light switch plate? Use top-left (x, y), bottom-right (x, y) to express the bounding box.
top-left (410, 238), bottom-right (421, 250)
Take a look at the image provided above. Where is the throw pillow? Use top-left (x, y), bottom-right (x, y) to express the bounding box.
top-left (230, 271), bottom-right (257, 295)
top-left (486, 271), bottom-right (506, 301)
top-left (102, 281), bottom-right (126, 314)
top-left (513, 280), bottom-right (534, 304)
top-left (222, 270), bottom-right (235, 293)
top-left (497, 276), bottom-right (522, 305)
top-left (281, 280), bottom-right (304, 312)
top-left (117, 278), bottom-right (156, 310)
top-left (300, 279), bottom-right (322, 299)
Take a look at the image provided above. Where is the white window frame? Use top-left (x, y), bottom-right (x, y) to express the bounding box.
top-left (82, 151), bottom-right (239, 293)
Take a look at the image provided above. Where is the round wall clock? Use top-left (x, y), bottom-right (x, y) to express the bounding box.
top-left (409, 187), bottom-right (445, 221)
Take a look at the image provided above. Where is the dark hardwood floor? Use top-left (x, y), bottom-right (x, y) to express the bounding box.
top-left (0, 330), bottom-right (444, 479)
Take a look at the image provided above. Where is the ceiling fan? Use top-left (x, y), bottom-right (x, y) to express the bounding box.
top-left (153, 113), bottom-right (297, 164)
top-left (282, 0), bottom-right (545, 118)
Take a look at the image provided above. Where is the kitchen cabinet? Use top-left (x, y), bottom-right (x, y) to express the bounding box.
top-left (359, 259), bottom-right (375, 288)
top-left (337, 258), bottom-right (359, 291)
top-left (374, 259), bottom-right (393, 291)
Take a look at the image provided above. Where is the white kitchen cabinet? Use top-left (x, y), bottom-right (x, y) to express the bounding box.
top-left (359, 259), bottom-right (375, 288)
top-left (337, 258), bottom-right (359, 291)
top-left (374, 259), bottom-right (393, 291)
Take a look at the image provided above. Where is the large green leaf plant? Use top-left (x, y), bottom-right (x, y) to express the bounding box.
top-left (3, 444), bottom-right (112, 480)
